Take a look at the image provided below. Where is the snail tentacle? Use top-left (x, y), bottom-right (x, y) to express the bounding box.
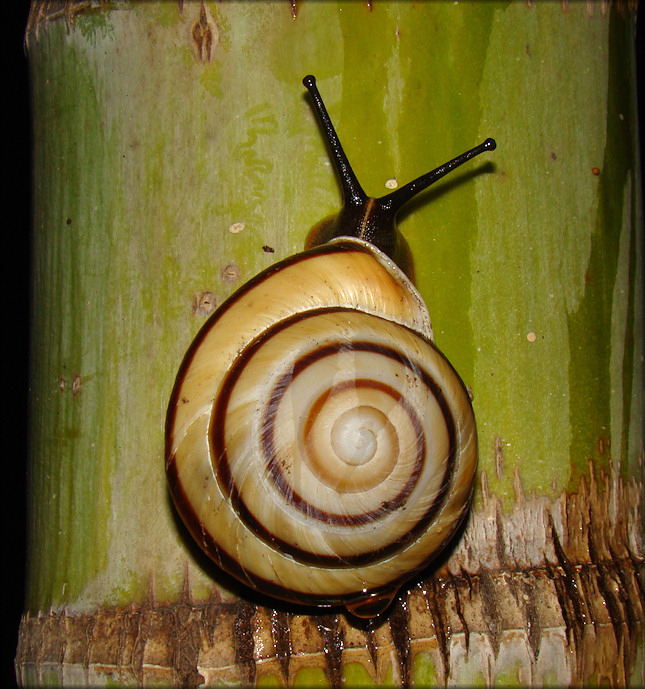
top-left (379, 137), bottom-right (497, 213)
top-left (302, 75), bottom-right (367, 209)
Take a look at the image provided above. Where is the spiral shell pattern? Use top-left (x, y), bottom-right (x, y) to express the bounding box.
top-left (166, 238), bottom-right (477, 615)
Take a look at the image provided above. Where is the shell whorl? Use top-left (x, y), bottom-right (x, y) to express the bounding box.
top-left (166, 238), bottom-right (477, 616)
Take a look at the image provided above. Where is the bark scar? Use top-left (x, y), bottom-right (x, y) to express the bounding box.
top-left (191, 2), bottom-right (218, 63)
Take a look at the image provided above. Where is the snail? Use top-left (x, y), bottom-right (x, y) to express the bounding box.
top-left (166, 75), bottom-right (495, 618)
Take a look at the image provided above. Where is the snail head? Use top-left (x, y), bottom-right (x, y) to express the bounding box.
top-left (302, 74), bottom-right (496, 278)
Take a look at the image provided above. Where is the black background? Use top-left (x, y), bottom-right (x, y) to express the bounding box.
top-left (3, 2), bottom-right (643, 687)
top-left (6, 2), bottom-right (31, 687)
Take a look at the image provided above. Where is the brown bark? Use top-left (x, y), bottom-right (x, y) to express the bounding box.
top-left (16, 463), bottom-right (644, 686)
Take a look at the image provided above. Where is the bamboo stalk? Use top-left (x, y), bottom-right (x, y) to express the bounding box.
top-left (17, 1), bottom-right (643, 686)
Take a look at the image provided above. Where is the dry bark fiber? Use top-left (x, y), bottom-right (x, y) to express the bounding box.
top-left (16, 463), bottom-right (645, 687)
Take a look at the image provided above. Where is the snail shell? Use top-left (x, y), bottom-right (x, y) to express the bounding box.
top-left (166, 238), bottom-right (476, 617)
top-left (166, 76), bottom-right (494, 617)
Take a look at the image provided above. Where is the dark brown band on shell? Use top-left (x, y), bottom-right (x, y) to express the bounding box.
top-left (166, 451), bottom-right (468, 613)
top-left (264, 363), bottom-right (424, 525)
top-left (165, 243), bottom-right (400, 464)
top-left (208, 309), bottom-right (457, 568)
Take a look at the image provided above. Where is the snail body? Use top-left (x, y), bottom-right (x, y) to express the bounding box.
top-left (166, 76), bottom-right (495, 618)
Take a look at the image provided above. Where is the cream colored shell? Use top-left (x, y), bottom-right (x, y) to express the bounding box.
top-left (166, 237), bottom-right (477, 616)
